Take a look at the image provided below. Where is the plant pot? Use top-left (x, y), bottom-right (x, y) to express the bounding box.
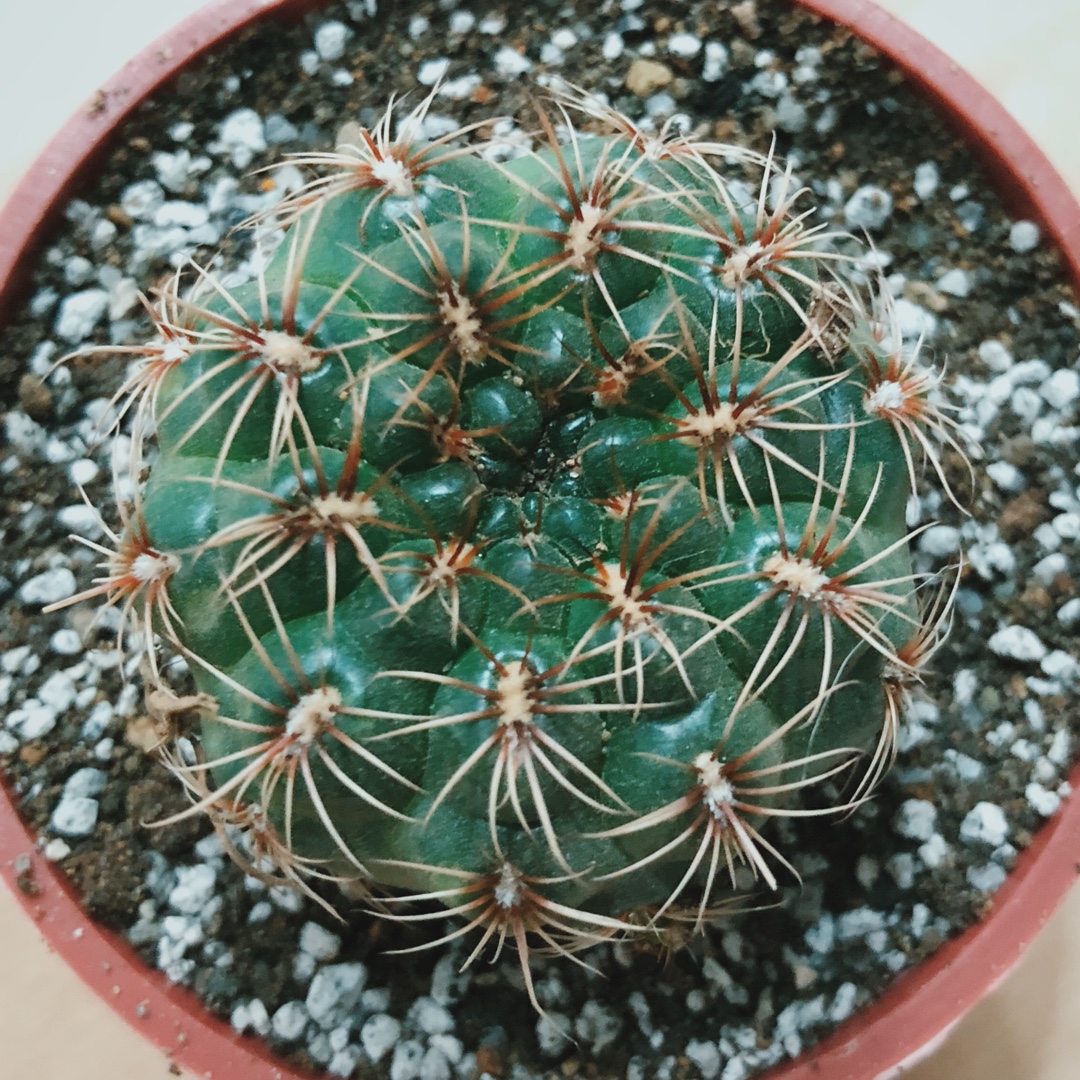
top-left (1, 1), bottom-right (1078, 1078)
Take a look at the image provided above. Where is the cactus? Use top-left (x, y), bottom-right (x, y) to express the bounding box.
top-left (52, 88), bottom-right (962, 1012)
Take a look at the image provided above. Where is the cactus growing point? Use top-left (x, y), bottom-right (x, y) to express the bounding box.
top-left (51, 87), bottom-right (963, 1011)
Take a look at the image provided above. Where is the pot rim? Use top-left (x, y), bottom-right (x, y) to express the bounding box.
top-left (1, 2), bottom-right (1078, 1078)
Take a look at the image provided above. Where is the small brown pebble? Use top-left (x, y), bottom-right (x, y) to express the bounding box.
top-left (105, 204), bottom-right (132, 229)
top-left (18, 744), bottom-right (46, 767)
top-left (999, 433), bottom-right (1039, 469)
top-left (18, 374), bottom-right (52, 421)
top-left (1016, 584), bottom-right (1052, 613)
top-left (903, 281), bottom-right (949, 313)
top-left (998, 489), bottom-right (1051, 542)
top-left (625, 58), bottom-right (673, 98)
top-left (731, 0), bottom-right (762, 37)
top-left (475, 1046), bottom-right (505, 1076)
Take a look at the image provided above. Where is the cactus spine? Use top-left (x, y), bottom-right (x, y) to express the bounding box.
top-left (54, 88), bottom-right (961, 1010)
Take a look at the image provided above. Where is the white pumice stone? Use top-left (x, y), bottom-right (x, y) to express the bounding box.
top-left (836, 907), bottom-right (885, 941)
top-left (1026, 782), bottom-right (1062, 817)
top-left (314, 20), bottom-right (350, 61)
top-left (917, 524), bottom-right (960, 556)
top-left (535, 1014), bottom-right (572, 1056)
top-left (54, 288), bottom-right (109, 343)
top-left (1047, 729), bottom-right (1071, 766)
top-left (977, 338), bottom-right (1013, 371)
top-left (967, 862), bottom-right (1007, 894)
top-left (169, 864), bottom-right (218, 915)
top-left (985, 460), bottom-right (1025, 491)
top-left (247, 998), bottom-right (271, 1036)
top-left (272, 1000), bottom-right (310, 1042)
top-left (702, 41), bottom-right (729, 81)
top-left (1034, 522), bottom-right (1062, 551)
top-left (913, 161), bottom-right (939, 200)
top-left (1009, 220), bottom-right (1040, 253)
top-left (417, 1045), bottom-right (452, 1080)
top-left (439, 74), bottom-right (482, 100)
top-left (575, 1000), bottom-right (623, 1053)
top-left (892, 799), bottom-right (937, 841)
top-left (844, 184), bottom-right (893, 231)
top-left (299, 921), bottom-right (342, 962)
top-left (217, 109), bottom-right (267, 169)
top-left (1039, 368), bottom-right (1080, 410)
top-left (50, 796), bottom-right (99, 837)
top-left (959, 802), bottom-right (1010, 847)
top-left (936, 268), bottom-right (971, 297)
top-left (329, 1046), bottom-right (364, 1078)
top-left (892, 297), bottom-right (937, 340)
top-left (829, 983), bottom-right (859, 1023)
top-left (389, 1039), bottom-right (425, 1080)
top-left (775, 94), bottom-right (809, 133)
top-left (361, 1013), bottom-right (401, 1063)
top-left (247, 901), bottom-right (273, 924)
top-left (410, 997), bottom-right (454, 1036)
top-left (56, 504), bottom-right (102, 537)
top-left (448, 11), bottom-right (475, 34)
top-left (306, 963), bottom-right (368, 1028)
top-left (685, 1039), bottom-right (722, 1079)
top-left (63, 767), bottom-right (107, 800)
top-left (494, 45), bottom-right (532, 76)
top-left (1053, 511), bottom-right (1080, 539)
top-left (988, 625), bottom-right (1047, 662)
top-left (602, 32), bottom-right (624, 60)
top-left (43, 838), bottom-right (71, 861)
top-left (19, 566), bottom-right (77, 607)
top-left (668, 32), bottom-right (702, 57)
top-left (1042, 650), bottom-right (1080, 682)
top-left (918, 834), bottom-right (951, 869)
top-left (417, 58), bottom-right (450, 85)
top-left (430, 1034), bottom-right (462, 1064)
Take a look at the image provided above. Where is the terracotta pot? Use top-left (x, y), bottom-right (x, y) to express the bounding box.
top-left (1, 1), bottom-right (1078, 1078)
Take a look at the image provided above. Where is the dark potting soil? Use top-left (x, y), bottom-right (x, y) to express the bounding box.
top-left (1, 1), bottom-right (1079, 1078)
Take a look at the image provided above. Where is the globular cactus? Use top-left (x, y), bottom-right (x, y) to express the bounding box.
top-left (54, 88), bottom-right (962, 1010)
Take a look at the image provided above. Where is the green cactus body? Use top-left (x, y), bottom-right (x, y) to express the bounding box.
top-left (62, 91), bottom-right (960, 999)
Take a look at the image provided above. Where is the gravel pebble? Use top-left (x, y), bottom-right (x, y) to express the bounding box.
top-left (63, 767), bottom-right (107, 800)
top-left (361, 1013), bottom-right (402, 1063)
top-left (959, 802), bottom-right (1010, 847)
top-left (217, 109), bottom-right (267, 169)
top-left (1025, 782), bottom-right (1062, 817)
top-left (306, 963), bottom-right (367, 1028)
top-left (50, 796), bottom-right (99, 837)
top-left (1009, 220), bottom-right (1040, 253)
top-left (169, 864), bottom-right (218, 915)
top-left (988, 625), bottom-right (1048, 662)
top-left (17, 567), bottom-right (77, 607)
top-left (55, 289), bottom-right (109, 343)
top-left (685, 1039), bottom-right (722, 1079)
top-left (299, 921), bottom-right (342, 961)
top-left (314, 20), bottom-right (350, 62)
top-left (892, 799), bottom-right (937, 841)
top-left (843, 185), bottom-right (893, 231)
top-left (272, 1000), bottom-right (311, 1041)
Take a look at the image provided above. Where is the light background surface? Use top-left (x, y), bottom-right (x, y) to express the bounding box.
top-left (1, 2), bottom-right (1078, 1078)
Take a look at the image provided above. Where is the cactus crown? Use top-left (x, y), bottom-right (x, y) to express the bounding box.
top-left (54, 86), bottom-right (962, 1012)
